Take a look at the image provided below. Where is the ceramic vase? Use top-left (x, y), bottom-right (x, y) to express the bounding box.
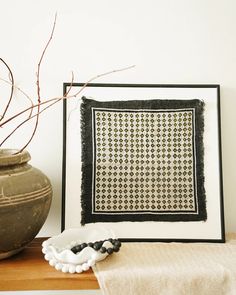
top-left (0, 149), bottom-right (52, 259)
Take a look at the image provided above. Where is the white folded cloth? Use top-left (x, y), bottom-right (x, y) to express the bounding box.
top-left (93, 234), bottom-right (236, 295)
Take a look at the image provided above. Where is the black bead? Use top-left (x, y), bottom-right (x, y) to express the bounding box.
top-left (113, 245), bottom-right (120, 252)
top-left (107, 247), bottom-right (114, 254)
top-left (80, 243), bottom-right (87, 250)
top-left (100, 247), bottom-right (107, 254)
top-left (114, 240), bottom-right (121, 247)
top-left (93, 242), bottom-right (101, 250)
top-left (71, 244), bottom-right (82, 253)
top-left (71, 247), bottom-right (77, 254)
top-left (97, 241), bottom-right (103, 248)
top-left (71, 239), bottom-right (121, 255)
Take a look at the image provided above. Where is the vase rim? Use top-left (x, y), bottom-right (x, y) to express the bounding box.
top-left (0, 149), bottom-right (31, 167)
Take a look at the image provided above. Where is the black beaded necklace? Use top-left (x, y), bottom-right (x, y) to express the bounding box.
top-left (71, 238), bottom-right (121, 255)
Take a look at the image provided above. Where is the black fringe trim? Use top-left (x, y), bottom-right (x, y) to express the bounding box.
top-left (80, 97), bottom-right (206, 225)
top-left (194, 99), bottom-right (207, 221)
top-left (80, 98), bottom-right (93, 225)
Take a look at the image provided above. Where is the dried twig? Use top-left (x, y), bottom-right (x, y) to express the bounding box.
top-left (0, 14), bottom-right (135, 151)
top-left (0, 58), bottom-right (14, 121)
top-left (18, 13), bottom-right (57, 153)
top-left (0, 70), bottom-right (74, 147)
top-left (0, 95), bottom-right (71, 128)
top-left (0, 65), bottom-right (135, 146)
top-left (0, 77), bottom-right (34, 118)
top-left (0, 97), bottom-right (61, 147)
top-left (66, 65), bottom-right (136, 120)
top-left (64, 71), bottom-right (75, 96)
top-left (0, 71), bottom-right (74, 129)
top-left (74, 65), bottom-right (135, 97)
top-left (0, 65), bottom-right (135, 129)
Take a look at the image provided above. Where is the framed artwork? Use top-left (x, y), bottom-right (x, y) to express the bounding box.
top-left (62, 83), bottom-right (225, 242)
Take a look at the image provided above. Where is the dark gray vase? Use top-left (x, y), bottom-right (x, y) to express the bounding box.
top-left (0, 149), bottom-right (52, 259)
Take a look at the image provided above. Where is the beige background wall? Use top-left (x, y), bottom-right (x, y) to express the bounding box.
top-left (1, 0), bottom-right (236, 238)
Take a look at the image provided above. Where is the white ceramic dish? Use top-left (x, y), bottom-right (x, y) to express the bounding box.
top-left (42, 227), bottom-right (115, 273)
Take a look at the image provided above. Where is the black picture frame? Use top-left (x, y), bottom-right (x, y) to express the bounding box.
top-left (62, 83), bottom-right (225, 243)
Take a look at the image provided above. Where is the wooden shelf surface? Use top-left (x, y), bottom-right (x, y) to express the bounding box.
top-left (0, 238), bottom-right (99, 291)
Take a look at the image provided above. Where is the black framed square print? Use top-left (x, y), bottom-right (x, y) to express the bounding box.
top-left (62, 83), bottom-right (225, 242)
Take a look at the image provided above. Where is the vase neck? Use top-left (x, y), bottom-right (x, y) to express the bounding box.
top-left (0, 149), bottom-right (31, 167)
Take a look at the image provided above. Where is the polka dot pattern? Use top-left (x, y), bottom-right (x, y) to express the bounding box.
top-left (93, 109), bottom-right (196, 213)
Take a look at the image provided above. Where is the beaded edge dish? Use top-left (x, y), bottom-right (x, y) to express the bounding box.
top-left (42, 227), bottom-right (121, 274)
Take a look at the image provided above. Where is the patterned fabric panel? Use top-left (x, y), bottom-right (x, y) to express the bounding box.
top-left (80, 98), bottom-right (206, 224)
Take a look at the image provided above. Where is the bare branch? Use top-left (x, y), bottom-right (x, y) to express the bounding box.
top-left (0, 58), bottom-right (14, 121)
top-left (18, 13), bottom-right (57, 153)
top-left (74, 65), bottom-right (135, 97)
top-left (0, 65), bottom-right (135, 129)
top-left (65, 71), bottom-right (75, 96)
top-left (0, 97), bottom-right (61, 148)
top-left (0, 95), bottom-right (68, 128)
top-left (68, 65), bottom-right (136, 117)
top-left (36, 13), bottom-right (57, 102)
top-left (0, 77), bottom-right (34, 118)
top-left (0, 65), bottom-right (135, 148)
